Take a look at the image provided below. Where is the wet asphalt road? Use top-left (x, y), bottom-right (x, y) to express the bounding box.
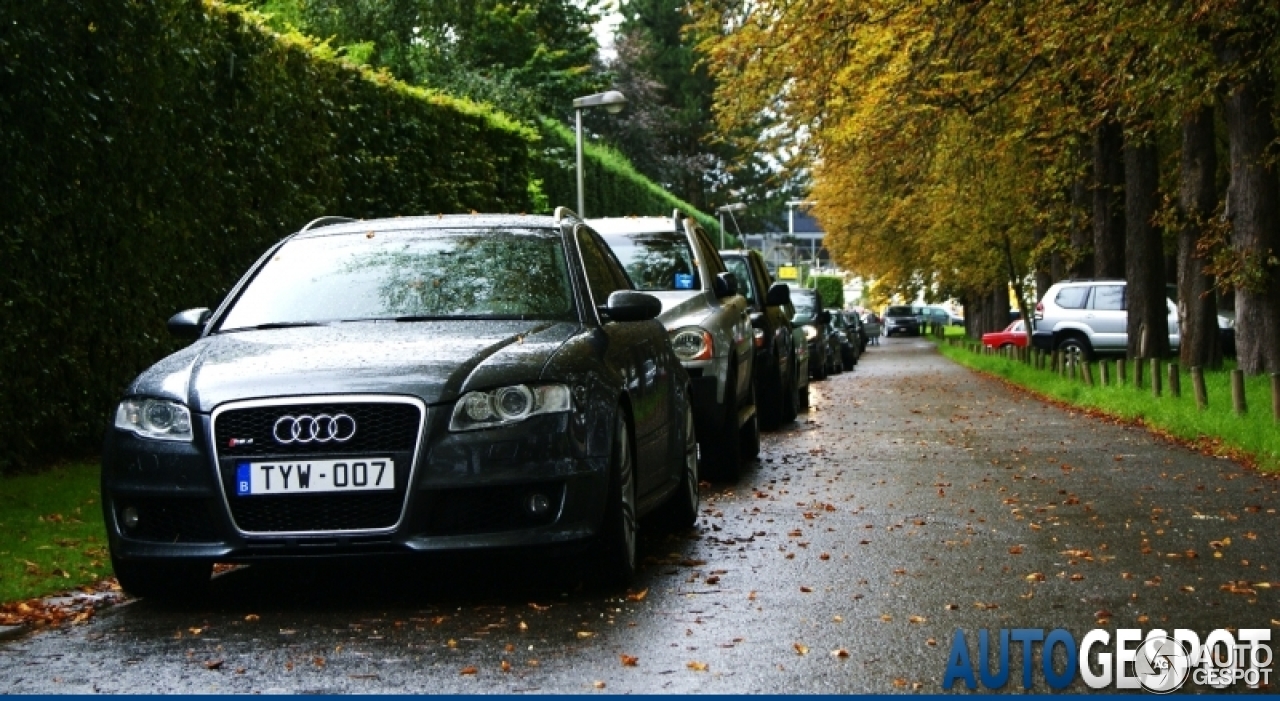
top-left (1, 337), bottom-right (1276, 693)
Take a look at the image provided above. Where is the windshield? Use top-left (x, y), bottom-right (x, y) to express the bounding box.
top-left (603, 232), bottom-right (699, 292)
top-left (722, 257), bottom-right (755, 302)
top-left (886, 306), bottom-right (914, 317)
top-left (791, 293), bottom-right (817, 323)
top-left (218, 228), bottom-right (576, 330)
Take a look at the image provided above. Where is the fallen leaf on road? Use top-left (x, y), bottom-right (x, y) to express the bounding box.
top-left (909, 615), bottom-right (927, 624)
top-left (620, 654), bottom-right (638, 667)
top-left (800, 586), bottom-right (813, 593)
top-left (794, 642), bottom-right (809, 655)
top-left (687, 661), bottom-right (708, 672)
top-left (593, 680), bottom-right (606, 689)
top-left (204, 660), bottom-right (224, 670)
top-left (460, 666), bottom-right (478, 675)
top-left (577, 631), bottom-right (594, 639)
top-left (244, 614), bottom-right (260, 622)
top-left (1008, 546), bottom-right (1023, 555)
top-left (626, 589), bottom-right (648, 602)
top-left (831, 648), bottom-right (850, 658)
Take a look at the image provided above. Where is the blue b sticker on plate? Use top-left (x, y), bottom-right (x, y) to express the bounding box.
top-left (674, 273), bottom-right (694, 290)
top-left (236, 461), bottom-right (251, 496)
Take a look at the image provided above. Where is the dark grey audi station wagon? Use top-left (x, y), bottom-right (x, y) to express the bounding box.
top-left (102, 210), bottom-right (698, 598)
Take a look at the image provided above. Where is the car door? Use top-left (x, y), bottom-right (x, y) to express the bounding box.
top-left (1087, 285), bottom-right (1127, 351)
top-left (575, 226), bottom-right (669, 496)
top-left (750, 251), bottom-right (792, 381)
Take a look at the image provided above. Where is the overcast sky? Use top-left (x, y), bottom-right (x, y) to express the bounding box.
top-left (593, 2), bottom-right (622, 60)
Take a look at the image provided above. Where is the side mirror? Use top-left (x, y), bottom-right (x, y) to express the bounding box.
top-left (713, 272), bottom-right (738, 298)
top-left (765, 282), bottom-right (791, 306)
top-left (817, 310), bottom-right (831, 324)
top-left (600, 291), bottom-right (661, 322)
top-left (167, 308), bottom-right (211, 339)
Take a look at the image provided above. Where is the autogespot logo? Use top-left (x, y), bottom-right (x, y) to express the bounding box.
top-left (942, 627), bottom-right (1272, 692)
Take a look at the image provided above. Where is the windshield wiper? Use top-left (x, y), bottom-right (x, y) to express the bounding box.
top-left (217, 321), bottom-right (328, 333)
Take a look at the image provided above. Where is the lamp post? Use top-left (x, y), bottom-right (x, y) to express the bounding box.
top-left (572, 91), bottom-right (627, 217)
top-left (716, 202), bottom-right (747, 249)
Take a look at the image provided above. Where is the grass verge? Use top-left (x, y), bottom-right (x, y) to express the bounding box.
top-left (0, 462), bottom-right (110, 604)
top-left (936, 340), bottom-right (1280, 473)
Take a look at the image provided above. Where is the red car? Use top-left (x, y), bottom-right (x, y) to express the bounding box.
top-left (982, 320), bottom-right (1029, 349)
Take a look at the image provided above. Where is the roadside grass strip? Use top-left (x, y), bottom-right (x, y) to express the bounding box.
top-left (937, 341), bottom-right (1280, 473)
top-left (0, 463), bottom-right (111, 605)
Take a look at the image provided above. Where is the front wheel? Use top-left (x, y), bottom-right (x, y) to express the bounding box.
top-left (707, 367), bottom-right (743, 479)
top-left (595, 412), bottom-right (638, 587)
top-left (652, 401), bottom-right (699, 532)
top-left (780, 356), bottom-right (799, 423)
top-left (111, 556), bottom-right (211, 601)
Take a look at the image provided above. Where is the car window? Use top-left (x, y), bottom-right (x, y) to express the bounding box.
top-left (886, 306), bottom-right (914, 316)
top-left (218, 228), bottom-right (576, 330)
top-left (1054, 286), bottom-right (1090, 309)
top-left (792, 292), bottom-right (818, 322)
top-left (1091, 285), bottom-right (1125, 311)
top-left (722, 257), bottom-right (755, 302)
top-left (603, 231), bottom-right (700, 292)
top-left (576, 227), bottom-right (629, 308)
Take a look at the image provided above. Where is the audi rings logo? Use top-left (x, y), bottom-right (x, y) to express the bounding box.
top-left (272, 413), bottom-right (357, 444)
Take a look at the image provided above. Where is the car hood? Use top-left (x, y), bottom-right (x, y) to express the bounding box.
top-left (647, 291), bottom-right (716, 330)
top-left (127, 321), bottom-right (580, 413)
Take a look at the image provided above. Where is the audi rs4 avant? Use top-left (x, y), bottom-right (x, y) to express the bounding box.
top-left (102, 211), bottom-right (699, 599)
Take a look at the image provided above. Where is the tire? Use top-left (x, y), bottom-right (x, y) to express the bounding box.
top-left (842, 347), bottom-right (856, 368)
top-left (812, 348), bottom-right (827, 380)
top-left (595, 412), bottom-right (638, 587)
top-left (998, 342), bottom-right (1014, 349)
top-left (708, 367), bottom-right (743, 479)
top-left (739, 382), bottom-right (760, 462)
top-left (652, 400), bottom-right (699, 532)
top-left (829, 350), bottom-right (843, 375)
top-left (111, 556), bottom-right (211, 601)
top-left (798, 377), bottom-right (810, 410)
top-left (757, 352), bottom-right (786, 430)
top-left (1057, 335), bottom-right (1092, 364)
top-left (780, 356), bottom-right (799, 424)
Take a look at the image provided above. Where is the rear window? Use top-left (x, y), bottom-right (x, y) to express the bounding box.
top-left (603, 231), bottom-right (699, 292)
top-left (1054, 286), bottom-right (1090, 309)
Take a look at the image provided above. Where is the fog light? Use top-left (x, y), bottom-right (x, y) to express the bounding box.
top-left (121, 506), bottom-right (140, 530)
top-left (525, 492), bottom-right (551, 516)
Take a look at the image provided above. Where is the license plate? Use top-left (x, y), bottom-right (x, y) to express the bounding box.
top-left (235, 458), bottom-right (394, 495)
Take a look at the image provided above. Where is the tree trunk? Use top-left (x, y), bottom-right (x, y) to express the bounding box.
top-left (1092, 118), bottom-right (1126, 278)
top-left (1220, 58), bottom-right (1280, 374)
top-left (1070, 165), bottom-right (1094, 278)
top-left (1177, 105), bottom-right (1223, 370)
top-left (1124, 133), bottom-right (1168, 358)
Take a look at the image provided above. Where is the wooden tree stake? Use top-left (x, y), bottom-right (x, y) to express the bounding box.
top-left (1191, 367), bottom-right (1207, 410)
top-left (1232, 369), bottom-right (1247, 415)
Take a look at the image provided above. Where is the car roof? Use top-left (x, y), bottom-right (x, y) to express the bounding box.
top-left (587, 216), bottom-right (683, 236)
top-left (291, 214), bottom-right (562, 240)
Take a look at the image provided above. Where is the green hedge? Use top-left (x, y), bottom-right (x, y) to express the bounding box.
top-left (0, 0), bottom-right (722, 473)
top-left (534, 120), bottom-right (727, 243)
top-left (808, 275), bottom-right (845, 308)
top-left (0, 0), bottom-right (537, 473)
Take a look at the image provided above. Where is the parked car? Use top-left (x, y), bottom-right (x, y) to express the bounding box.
top-left (590, 212), bottom-right (757, 478)
top-left (923, 305), bottom-right (965, 327)
top-left (884, 305), bottom-right (921, 336)
top-left (847, 311), bottom-right (870, 352)
top-left (790, 288), bottom-right (833, 380)
top-left (102, 211), bottom-right (699, 598)
top-left (721, 249), bottom-right (809, 423)
top-left (829, 311), bottom-right (860, 368)
top-left (982, 320), bottom-right (1030, 349)
top-left (1032, 279), bottom-right (1181, 361)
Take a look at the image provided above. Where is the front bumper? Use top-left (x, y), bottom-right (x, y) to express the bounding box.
top-left (102, 404), bottom-right (610, 563)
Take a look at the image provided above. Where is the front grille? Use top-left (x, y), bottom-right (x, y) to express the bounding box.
top-left (124, 498), bottom-right (221, 543)
top-left (419, 482), bottom-right (564, 536)
top-left (213, 398), bottom-right (424, 534)
top-left (214, 402), bottom-right (420, 457)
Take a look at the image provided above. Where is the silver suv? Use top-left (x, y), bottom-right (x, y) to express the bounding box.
top-left (1031, 279), bottom-right (1179, 360)
top-left (589, 211), bottom-right (757, 478)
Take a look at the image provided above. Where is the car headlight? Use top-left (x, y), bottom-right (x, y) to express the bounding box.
top-left (449, 384), bottom-right (572, 431)
top-left (803, 324), bottom-right (818, 341)
top-left (670, 327), bottom-right (713, 361)
top-left (114, 398), bottom-right (193, 441)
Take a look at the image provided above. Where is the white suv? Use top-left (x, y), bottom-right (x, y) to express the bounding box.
top-left (1031, 279), bottom-right (1179, 360)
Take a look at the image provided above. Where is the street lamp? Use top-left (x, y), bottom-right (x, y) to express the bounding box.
top-left (716, 202), bottom-right (747, 249)
top-left (572, 90), bottom-right (627, 217)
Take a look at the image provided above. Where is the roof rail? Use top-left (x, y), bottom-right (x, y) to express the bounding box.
top-left (671, 208), bottom-right (685, 233)
top-left (300, 216), bottom-right (357, 233)
top-left (554, 206), bottom-right (580, 225)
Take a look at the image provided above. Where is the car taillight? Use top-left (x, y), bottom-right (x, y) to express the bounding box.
top-left (1034, 302), bottom-right (1044, 320)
